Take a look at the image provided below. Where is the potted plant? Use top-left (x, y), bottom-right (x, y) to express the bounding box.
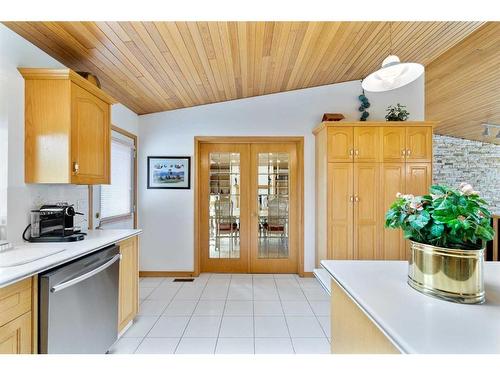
top-left (385, 103), bottom-right (410, 121)
top-left (385, 183), bottom-right (494, 304)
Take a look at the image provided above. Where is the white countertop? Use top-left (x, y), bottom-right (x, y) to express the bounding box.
top-left (0, 229), bottom-right (142, 288)
top-left (321, 260), bottom-right (500, 354)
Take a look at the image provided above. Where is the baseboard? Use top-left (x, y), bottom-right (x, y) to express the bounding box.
top-left (139, 271), bottom-right (197, 277)
top-left (300, 272), bottom-right (315, 278)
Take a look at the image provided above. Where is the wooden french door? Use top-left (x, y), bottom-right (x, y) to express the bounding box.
top-left (199, 140), bottom-right (299, 273)
top-left (200, 143), bottom-right (250, 273)
top-left (250, 143), bottom-right (298, 273)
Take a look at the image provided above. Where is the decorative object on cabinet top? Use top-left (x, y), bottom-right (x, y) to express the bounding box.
top-left (357, 90), bottom-right (370, 121)
top-left (312, 121), bottom-right (437, 135)
top-left (385, 103), bottom-right (410, 121)
top-left (321, 113), bottom-right (345, 122)
top-left (76, 71), bottom-right (101, 88)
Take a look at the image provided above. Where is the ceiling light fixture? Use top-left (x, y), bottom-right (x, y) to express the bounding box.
top-left (362, 23), bottom-right (424, 92)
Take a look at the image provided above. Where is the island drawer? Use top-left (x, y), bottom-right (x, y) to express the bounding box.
top-left (0, 279), bottom-right (32, 327)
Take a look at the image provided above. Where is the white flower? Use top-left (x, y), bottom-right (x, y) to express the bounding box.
top-left (460, 183), bottom-right (474, 196)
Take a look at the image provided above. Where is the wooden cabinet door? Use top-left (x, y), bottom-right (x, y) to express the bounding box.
top-left (327, 127), bottom-right (353, 162)
top-left (354, 127), bottom-right (381, 162)
top-left (380, 164), bottom-right (406, 260)
top-left (118, 236), bottom-right (138, 332)
top-left (328, 163), bottom-right (354, 259)
top-left (0, 312), bottom-right (32, 354)
top-left (406, 163), bottom-right (432, 196)
top-left (354, 163), bottom-right (380, 260)
top-left (382, 127), bottom-right (406, 162)
top-left (406, 127), bottom-right (432, 162)
top-left (71, 83), bottom-right (110, 184)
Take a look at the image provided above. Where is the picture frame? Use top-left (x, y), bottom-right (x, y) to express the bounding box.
top-left (147, 156), bottom-right (191, 189)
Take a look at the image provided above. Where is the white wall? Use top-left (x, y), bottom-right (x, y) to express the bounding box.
top-left (138, 76), bottom-right (425, 272)
top-left (0, 24), bottom-right (138, 242)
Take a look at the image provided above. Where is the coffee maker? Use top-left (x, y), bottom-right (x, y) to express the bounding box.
top-left (25, 203), bottom-right (86, 242)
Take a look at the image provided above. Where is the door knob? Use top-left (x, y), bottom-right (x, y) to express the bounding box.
top-left (354, 149), bottom-right (359, 156)
top-left (73, 162), bottom-right (79, 175)
top-left (349, 196), bottom-right (354, 202)
top-left (349, 149), bottom-right (354, 156)
top-left (406, 149), bottom-right (411, 156)
top-left (401, 150), bottom-right (406, 156)
top-left (354, 195), bottom-right (359, 202)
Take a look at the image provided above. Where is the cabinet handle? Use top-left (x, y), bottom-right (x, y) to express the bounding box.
top-left (354, 149), bottom-right (359, 156)
top-left (401, 149), bottom-right (406, 157)
top-left (349, 149), bottom-right (354, 156)
top-left (407, 149), bottom-right (411, 156)
top-left (73, 162), bottom-right (79, 175)
top-left (354, 195), bottom-right (359, 202)
top-left (349, 196), bottom-right (354, 202)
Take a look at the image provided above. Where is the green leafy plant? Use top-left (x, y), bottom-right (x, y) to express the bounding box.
top-left (385, 183), bottom-right (494, 250)
top-left (385, 103), bottom-right (410, 121)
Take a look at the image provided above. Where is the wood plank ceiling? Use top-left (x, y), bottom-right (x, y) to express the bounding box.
top-left (426, 22), bottom-right (500, 144)
top-left (3, 22), bottom-right (485, 116)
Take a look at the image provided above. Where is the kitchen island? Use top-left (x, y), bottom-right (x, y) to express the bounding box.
top-left (321, 260), bottom-right (500, 354)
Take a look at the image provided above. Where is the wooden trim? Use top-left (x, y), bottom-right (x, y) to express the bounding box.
top-left (112, 125), bottom-right (138, 229)
top-left (193, 137), bottom-right (200, 276)
top-left (194, 136), bottom-right (305, 275)
top-left (300, 272), bottom-right (314, 278)
top-left (31, 276), bottom-right (37, 354)
top-left (88, 124), bottom-right (138, 229)
top-left (312, 121), bottom-right (438, 135)
top-left (194, 136), bottom-right (304, 144)
top-left (100, 213), bottom-right (134, 225)
top-left (139, 271), bottom-right (197, 277)
top-left (112, 124), bottom-right (137, 141)
top-left (18, 68), bottom-right (116, 104)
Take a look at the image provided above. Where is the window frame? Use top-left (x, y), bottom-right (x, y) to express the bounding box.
top-left (90, 125), bottom-right (137, 229)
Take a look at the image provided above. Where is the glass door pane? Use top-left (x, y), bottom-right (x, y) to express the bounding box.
top-left (257, 152), bottom-right (289, 259)
top-left (209, 152), bottom-right (240, 259)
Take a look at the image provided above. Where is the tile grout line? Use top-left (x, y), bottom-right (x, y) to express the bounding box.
top-left (274, 275), bottom-right (295, 353)
top-left (300, 279), bottom-right (331, 342)
top-left (133, 277), bottom-right (185, 353)
top-left (214, 274), bottom-right (233, 354)
top-left (130, 274), bottom-right (330, 354)
top-left (173, 273), bottom-right (215, 354)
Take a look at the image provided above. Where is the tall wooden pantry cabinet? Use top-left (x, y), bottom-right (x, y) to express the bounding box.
top-left (314, 121), bottom-right (435, 265)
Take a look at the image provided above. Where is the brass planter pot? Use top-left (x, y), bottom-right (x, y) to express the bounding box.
top-left (408, 240), bottom-right (485, 304)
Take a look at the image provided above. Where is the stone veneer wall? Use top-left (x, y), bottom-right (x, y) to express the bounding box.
top-left (433, 134), bottom-right (500, 215)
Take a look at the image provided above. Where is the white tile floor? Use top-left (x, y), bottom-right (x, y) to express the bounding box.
top-left (109, 273), bottom-right (331, 354)
top-left (110, 274), bottom-right (330, 354)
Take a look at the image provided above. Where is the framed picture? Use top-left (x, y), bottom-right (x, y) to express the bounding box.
top-left (147, 156), bottom-right (191, 189)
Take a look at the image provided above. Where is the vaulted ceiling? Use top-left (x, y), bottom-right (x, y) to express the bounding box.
top-left (3, 21), bottom-right (486, 116)
top-left (426, 22), bottom-right (500, 144)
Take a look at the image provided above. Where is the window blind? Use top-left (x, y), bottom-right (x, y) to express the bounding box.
top-left (100, 138), bottom-right (134, 219)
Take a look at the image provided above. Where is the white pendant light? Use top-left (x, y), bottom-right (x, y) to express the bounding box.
top-left (362, 23), bottom-right (424, 92)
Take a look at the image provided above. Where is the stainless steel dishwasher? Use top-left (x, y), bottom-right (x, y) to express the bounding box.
top-left (39, 245), bottom-right (121, 354)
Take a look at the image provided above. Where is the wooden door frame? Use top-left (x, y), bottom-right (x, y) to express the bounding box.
top-left (88, 124), bottom-right (138, 229)
top-left (194, 136), bottom-right (305, 276)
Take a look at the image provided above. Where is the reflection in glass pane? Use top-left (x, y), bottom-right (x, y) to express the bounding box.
top-left (258, 152), bottom-right (289, 259)
top-left (209, 153), bottom-right (240, 259)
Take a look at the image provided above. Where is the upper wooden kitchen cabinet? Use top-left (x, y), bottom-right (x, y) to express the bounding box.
top-left (314, 121), bottom-right (436, 264)
top-left (20, 68), bottom-right (116, 184)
